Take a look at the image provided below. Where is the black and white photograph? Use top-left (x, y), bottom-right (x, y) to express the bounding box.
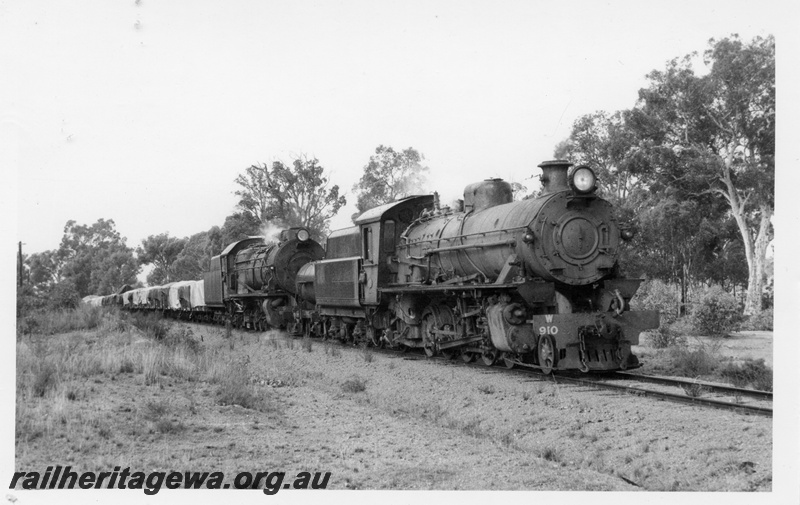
top-left (2, 0), bottom-right (797, 503)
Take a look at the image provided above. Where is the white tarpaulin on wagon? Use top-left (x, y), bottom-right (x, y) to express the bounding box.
top-left (133, 288), bottom-right (148, 306)
top-left (189, 280), bottom-right (205, 309)
top-left (81, 295), bottom-right (102, 307)
top-left (168, 281), bottom-right (194, 309)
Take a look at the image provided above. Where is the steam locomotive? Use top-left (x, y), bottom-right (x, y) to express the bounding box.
top-left (292, 160), bottom-right (658, 372)
top-left (87, 160), bottom-right (658, 373)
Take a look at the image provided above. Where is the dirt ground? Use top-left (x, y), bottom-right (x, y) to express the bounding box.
top-left (15, 320), bottom-right (774, 495)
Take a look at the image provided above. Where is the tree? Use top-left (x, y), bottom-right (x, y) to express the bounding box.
top-left (172, 229), bottom-right (224, 281)
top-left (137, 233), bottom-right (187, 285)
top-left (353, 145), bottom-right (429, 213)
top-left (220, 212), bottom-right (261, 245)
top-left (554, 111), bottom-right (648, 207)
top-left (632, 194), bottom-right (741, 313)
top-left (57, 219), bottom-right (140, 296)
top-left (234, 156), bottom-right (346, 240)
top-left (27, 250), bottom-right (62, 290)
top-left (629, 35), bottom-right (774, 315)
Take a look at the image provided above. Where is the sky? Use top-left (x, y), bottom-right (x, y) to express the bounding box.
top-left (2, 0), bottom-right (791, 257)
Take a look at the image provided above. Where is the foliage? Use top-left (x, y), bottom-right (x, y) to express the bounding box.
top-left (630, 280), bottom-right (680, 323)
top-left (554, 111), bottom-right (647, 207)
top-left (234, 156), bottom-right (346, 241)
top-left (690, 286), bottom-right (741, 337)
top-left (718, 358), bottom-right (772, 391)
top-left (669, 347), bottom-right (719, 377)
top-left (645, 326), bottom-right (686, 349)
top-left (629, 35), bottom-right (774, 315)
top-left (341, 376), bottom-right (367, 393)
top-left (31, 361), bottom-right (60, 398)
top-left (27, 250), bottom-right (62, 291)
top-left (352, 145), bottom-right (429, 213)
top-left (137, 233), bottom-right (188, 285)
top-left (17, 284), bottom-right (46, 319)
top-left (220, 212), bottom-right (261, 245)
top-left (556, 36), bottom-right (774, 316)
top-left (739, 307), bottom-right (773, 331)
top-left (32, 219), bottom-right (140, 298)
top-left (216, 358), bottom-right (272, 411)
top-left (48, 279), bottom-right (82, 310)
top-left (20, 304), bottom-right (105, 336)
top-left (127, 311), bottom-right (170, 340)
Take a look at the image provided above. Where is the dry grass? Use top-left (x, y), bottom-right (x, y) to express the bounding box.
top-left (361, 344), bottom-right (374, 363)
top-left (16, 305), bottom-right (773, 492)
top-left (341, 376), bottom-right (367, 393)
top-left (15, 307), bottom-right (281, 446)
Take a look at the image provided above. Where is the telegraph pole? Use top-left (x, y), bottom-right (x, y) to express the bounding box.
top-left (18, 241), bottom-right (23, 288)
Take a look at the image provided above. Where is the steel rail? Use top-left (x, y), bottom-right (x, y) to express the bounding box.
top-left (375, 346), bottom-right (773, 417)
top-left (609, 371), bottom-right (773, 401)
top-left (547, 373), bottom-right (773, 417)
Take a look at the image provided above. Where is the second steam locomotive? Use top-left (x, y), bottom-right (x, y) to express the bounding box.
top-left (93, 160), bottom-right (659, 373)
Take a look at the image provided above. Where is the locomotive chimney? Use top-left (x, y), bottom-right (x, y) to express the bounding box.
top-left (538, 160), bottom-right (572, 195)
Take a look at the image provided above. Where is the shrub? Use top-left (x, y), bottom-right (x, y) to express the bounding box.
top-left (48, 280), bottom-right (81, 310)
top-left (739, 308), bottom-right (773, 331)
top-left (32, 361), bottom-right (59, 397)
top-left (129, 312), bottom-right (169, 340)
top-left (670, 347), bottom-right (719, 377)
top-left (341, 376), bottom-right (367, 393)
top-left (216, 359), bottom-right (272, 412)
top-left (537, 446), bottom-right (562, 463)
top-left (631, 280), bottom-right (681, 324)
top-left (718, 359), bottom-right (773, 391)
top-left (690, 286), bottom-right (740, 337)
top-left (17, 284), bottom-right (46, 318)
top-left (163, 326), bottom-right (202, 353)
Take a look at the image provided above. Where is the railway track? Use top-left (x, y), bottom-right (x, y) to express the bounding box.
top-left (544, 372), bottom-right (773, 417)
top-left (183, 321), bottom-right (774, 417)
top-left (374, 344), bottom-right (773, 417)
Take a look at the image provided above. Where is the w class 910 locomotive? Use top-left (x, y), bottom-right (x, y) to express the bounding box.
top-left (294, 160), bottom-right (659, 373)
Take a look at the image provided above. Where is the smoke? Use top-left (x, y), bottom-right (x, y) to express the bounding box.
top-left (260, 223), bottom-right (284, 243)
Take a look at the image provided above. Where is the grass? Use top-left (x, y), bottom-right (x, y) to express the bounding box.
top-left (215, 357), bottom-right (276, 412)
top-left (718, 358), bottom-right (773, 391)
top-left (681, 382), bottom-right (709, 398)
top-left (16, 304), bottom-right (773, 492)
top-left (670, 346), bottom-right (719, 377)
top-left (341, 376), bottom-right (367, 393)
top-left (362, 344), bottom-right (374, 363)
top-left (28, 305), bottom-right (106, 335)
top-left (325, 342), bottom-right (342, 357)
top-left (15, 305), bottom-right (283, 447)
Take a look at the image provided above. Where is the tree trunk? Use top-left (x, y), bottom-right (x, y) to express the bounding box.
top-left (719, 153), bottom-right (771, 316)
top-left (743, 204), bottom-right (773, 316)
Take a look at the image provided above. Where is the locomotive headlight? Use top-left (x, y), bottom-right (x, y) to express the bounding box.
top-left (297, 229), bottom-right (310, 242)
top-left (569, 165), bottom-right (597, 194)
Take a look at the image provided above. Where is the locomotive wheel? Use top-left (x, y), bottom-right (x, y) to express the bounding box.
top-left (480, 350), bottom-right (497, 366)
top-left (502, 352), bottom-right (516, 369)
top-left (460, 351), bottom-right (475, 363)
top-left (538, 334), bottom-right (557, 375)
